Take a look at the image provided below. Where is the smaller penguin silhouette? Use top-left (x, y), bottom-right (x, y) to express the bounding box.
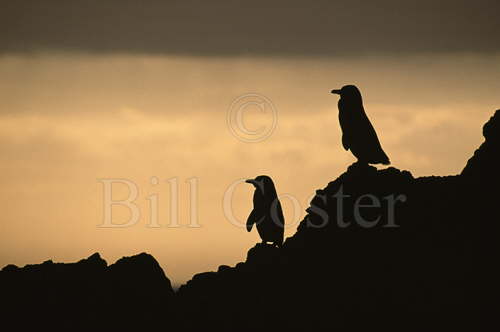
top-left (331, 85), bottom-right (390, 165)
top-left (245, 175), bottom-right (284, 247)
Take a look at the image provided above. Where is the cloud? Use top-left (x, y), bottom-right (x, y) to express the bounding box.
top-left (1, 53), bottom-right (499, 118)
top-left (1, 0), bottom-right (499, 55)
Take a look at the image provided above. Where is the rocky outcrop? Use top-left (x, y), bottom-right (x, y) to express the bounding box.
top-left (462, 110), bottom-right (500, 178)
top-left (175, 109), bottom-right (499, 330)
top-left (0, 252), bottom-right (174, 329)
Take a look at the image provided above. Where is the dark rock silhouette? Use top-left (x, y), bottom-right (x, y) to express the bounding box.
top-left (461, 110), bottom-right (500, 178)
top-left (245, 175), bottom-right (285, 247)
top-left (176, 109), bottom-right (498, 329)
top-left (1, 110), bottom-right (498, 330)
top-left (0, 252), bottom-right (174, 329)
top-left (331, 85), bottom-right (390, 165)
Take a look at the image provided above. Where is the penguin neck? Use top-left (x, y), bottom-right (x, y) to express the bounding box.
top-left (342, 97), bottom-right (363, 108)
top-left (253, 190), bottom-right (277, 208)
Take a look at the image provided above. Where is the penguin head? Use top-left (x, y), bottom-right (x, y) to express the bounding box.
top-left (245, 175), bottom-right (277, 196)
top-left (331, 85), bottom-right (362, 102)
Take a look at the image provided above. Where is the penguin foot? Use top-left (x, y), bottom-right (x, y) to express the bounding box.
top-left (354, 160), bottom-right (370, 167)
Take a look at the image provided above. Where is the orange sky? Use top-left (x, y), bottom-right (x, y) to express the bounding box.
top-left (0, 53), bottom-right (498, 285)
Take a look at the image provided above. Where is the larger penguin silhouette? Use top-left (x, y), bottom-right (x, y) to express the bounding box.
top-left (331, 85), bottom-right (390, 165)
top-left (245, 175), bottom-right (284, 247)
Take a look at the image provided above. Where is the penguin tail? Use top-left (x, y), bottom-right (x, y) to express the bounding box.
top-left (275, 238), bottom-right (284, 248)
top-left (378, 151), bottom-right (390, 165)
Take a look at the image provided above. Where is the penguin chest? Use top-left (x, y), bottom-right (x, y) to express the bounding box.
top-left (339, 105), bottom-right (375, 157)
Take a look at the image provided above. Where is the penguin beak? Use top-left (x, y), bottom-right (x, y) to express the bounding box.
top-left (245, 179), bottom-right (257, 185)
top-left (331, 89), bottom-right (341, 94)
top-left (246, 178), bottom-right (265, 193)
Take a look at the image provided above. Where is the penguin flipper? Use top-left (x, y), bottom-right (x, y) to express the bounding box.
top-left (246, 209), bottom-right (262, 232)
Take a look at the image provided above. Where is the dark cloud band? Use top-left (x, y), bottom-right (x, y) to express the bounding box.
top-left (1, 0), bottom-right (498, 55)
